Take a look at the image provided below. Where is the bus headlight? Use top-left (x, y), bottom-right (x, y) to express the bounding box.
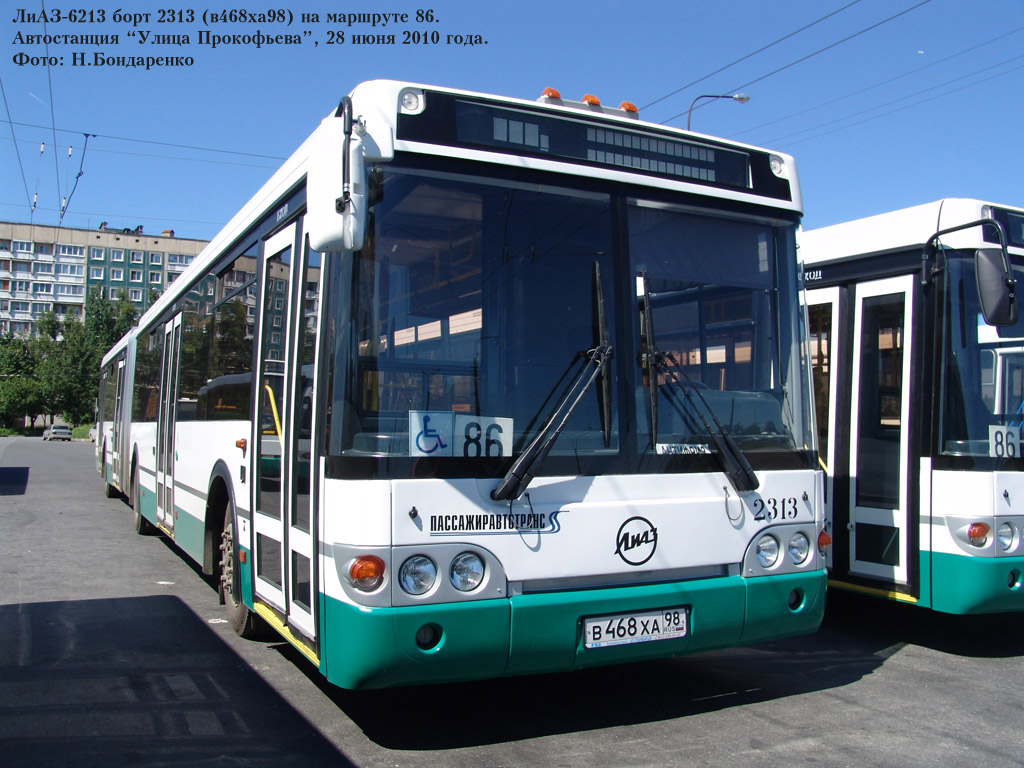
top-left (449, 552), bottom-right (485, 592)
top-left (399, 555), bottom-right (437, 595)
top-left (755, 535), bottom-right (780, 568)
top-left (787, 532), bottom-right (811, 565)
top-left (998, 522), bottom-right (1015, 551)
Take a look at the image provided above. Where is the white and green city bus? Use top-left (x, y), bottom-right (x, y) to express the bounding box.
top-left (802, 198), bottom-right (1024, 613)
top-left (97, 80), bottom-right (826, 689)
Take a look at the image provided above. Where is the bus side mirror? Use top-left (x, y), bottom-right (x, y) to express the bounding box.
top-left (976, 248), bottom-right (1018, 326)
top-left (307, 115), bottom-right (366, 253)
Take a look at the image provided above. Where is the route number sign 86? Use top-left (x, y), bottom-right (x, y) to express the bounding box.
top-left (989, 425), bottom-right (1022, 459)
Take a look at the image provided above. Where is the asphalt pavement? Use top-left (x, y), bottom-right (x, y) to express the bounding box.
top-left (1, 438), bottom-right (1023, 767)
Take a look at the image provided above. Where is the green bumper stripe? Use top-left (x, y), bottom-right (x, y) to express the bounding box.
top-left (931, 551), bottom-right (1024, 614)
top-left (321, 570), bottom-right (826, 690)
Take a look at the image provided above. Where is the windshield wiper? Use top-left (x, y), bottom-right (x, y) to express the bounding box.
top-left (638, 271), bottom-right (759, 493)
top-left (492, 262), bottom-right (613, 502)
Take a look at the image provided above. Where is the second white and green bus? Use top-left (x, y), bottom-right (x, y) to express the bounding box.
top-left (802, 198), bottom-right (1024, 613)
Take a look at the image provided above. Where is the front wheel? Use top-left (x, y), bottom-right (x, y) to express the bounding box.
top-left (131, 465), bottom-right (157, 535)
top-left (220, 507), bottom-right (263, 638)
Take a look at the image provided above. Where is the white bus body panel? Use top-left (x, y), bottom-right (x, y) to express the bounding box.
top-left (319, 469), bottom-right (821, 606)
top-left (930, 469), bottom-right (1024, 559)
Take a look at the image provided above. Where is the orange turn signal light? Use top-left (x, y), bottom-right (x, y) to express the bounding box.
top-left (967, 522), bottom-right (990, 546)
top-left (817, 530), bottom-right (832, 551)
top-left (349, 555), bottom-right (386, 591)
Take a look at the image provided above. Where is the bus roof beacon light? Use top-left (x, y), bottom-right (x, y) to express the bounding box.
top-left (687, 93), bottom-right (750, 131)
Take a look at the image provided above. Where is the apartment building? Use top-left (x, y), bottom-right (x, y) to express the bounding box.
top-left (0, 221), bottom-right (207, 336)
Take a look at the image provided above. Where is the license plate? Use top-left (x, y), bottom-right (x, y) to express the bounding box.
top-left (583, 607), bottom-right (688, 649)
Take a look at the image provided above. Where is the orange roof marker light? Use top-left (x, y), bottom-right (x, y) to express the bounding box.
top-left (535, 89), bottom-right (640, 119)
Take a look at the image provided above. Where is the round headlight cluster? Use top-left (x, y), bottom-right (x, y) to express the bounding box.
top-left (398, 552), bottom-right (486, 596)
top-left (755, 531), bottom-right (813, 570)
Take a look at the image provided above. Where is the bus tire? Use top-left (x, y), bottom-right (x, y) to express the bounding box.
top-left (221, 506), bottom-right (262, 638)
top-left (132, 465), bottom-right (157, 535)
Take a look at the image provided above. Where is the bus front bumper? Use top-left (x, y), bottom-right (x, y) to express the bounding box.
top-left (319, 569), bottom-right (825, 689)
top-left (931, 552), bottom-right (1024, 614)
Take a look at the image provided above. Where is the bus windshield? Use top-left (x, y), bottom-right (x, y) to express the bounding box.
top-left (941, 252), bottom-right (1024, 459)
top-left (325, 157), bottom-right (813, 479)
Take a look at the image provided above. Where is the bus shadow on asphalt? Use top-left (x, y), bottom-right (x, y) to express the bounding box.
top-left (0, 466), bottom-right (29, 495)
top-left (297, 589), bottom-right (1024, 751)
top-left (0, 596), bottom-right (351, 768)
top-left (821, 589), bottom-right (1024, 658)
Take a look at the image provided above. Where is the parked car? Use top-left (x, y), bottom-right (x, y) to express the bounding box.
top-left (43, 425), bottom-right (72, 441)
top-left (87, 424), bottom-right (97, 442)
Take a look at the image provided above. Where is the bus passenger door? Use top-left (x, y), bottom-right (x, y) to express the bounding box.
top-left (156, 313), bottom-right (182, 532)
top-left (806, 286), bottom-right (840, 570)
top-left (111, 358), bottom-right (126, 489)
top-left (252, 223), bottom-right (317, 644)
top-left (847, 276), bottom-right (914, 585)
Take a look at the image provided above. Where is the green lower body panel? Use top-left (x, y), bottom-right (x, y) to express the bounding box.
top-left (173, 506), bottom-right (206, 565)
top-left (320, 569), bottom-right (826, 690)
top-left (931, 552), bottom-right (1024, 614)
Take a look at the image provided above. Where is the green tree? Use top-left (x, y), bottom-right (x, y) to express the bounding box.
top-left (35, 310), bottom-right (60, 342)
top-left (0, 334), bottom-right (47, 428)
top-left (84, 287), bottom-right (117, 350)
top-left (114, 289), bottom-right (138, 342)
top-left (39, 319), bottom-right (98, 426)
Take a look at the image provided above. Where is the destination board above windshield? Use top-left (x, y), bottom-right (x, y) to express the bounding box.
top-left (396, 91), bottom-right (794, 201)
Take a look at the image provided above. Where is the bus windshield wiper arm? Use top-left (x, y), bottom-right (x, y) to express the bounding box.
top-left (653, 350), bottom-right (759, 493)
top-left (491, 343), bottom-right (613, 502)
top-left (638, 270), bottom-right (757, 493)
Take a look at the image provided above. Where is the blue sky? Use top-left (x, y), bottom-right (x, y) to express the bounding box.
top-left (2, 0), bottom-right (1022, 241)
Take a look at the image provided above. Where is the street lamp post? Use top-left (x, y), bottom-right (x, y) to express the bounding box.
top-left (686, 93), bottom-right (750, 131)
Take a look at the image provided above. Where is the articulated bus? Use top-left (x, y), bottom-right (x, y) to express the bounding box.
top-left (97, 80), bottom-right (826, 689)
top-left (801, 198), bottom-right (1024, 614)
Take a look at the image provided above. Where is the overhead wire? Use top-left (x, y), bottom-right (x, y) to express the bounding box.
top-left (6, 119), bottom-right (287, 161)
top-left (762, 55), bottom-right (1024, 147)
top-left (660, 0), bottom-right (936, 126)
top-left (0, 133), bottom-right (280, 170)
top-left (728, 25), bottom-right (1024, 140)
top-left (60, 133), bottom-right (95, 224)
top-left (640, 0), bottom-right (864, 113)
top-left (42, 0), bottom-right (62, 217)
top-left (0, 76), bottom-right (33, 214)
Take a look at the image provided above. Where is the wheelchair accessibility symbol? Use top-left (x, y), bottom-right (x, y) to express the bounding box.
top-left (415, 415), bottom-right (448, 454)
top-left (409, 411), bottom-right (454, 457)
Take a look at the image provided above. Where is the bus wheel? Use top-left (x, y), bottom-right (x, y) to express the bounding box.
top-left (132, 466), bottom-right (157, 535)
top-left (220, 506), bottom-right (262, 638)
